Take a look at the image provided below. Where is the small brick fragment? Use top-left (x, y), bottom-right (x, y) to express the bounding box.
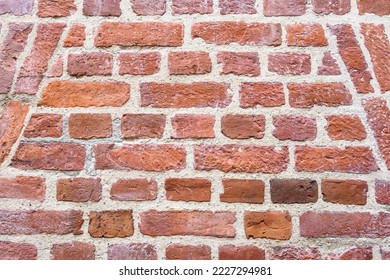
top-left (322, 180), bottom-right (368, 205)
top-left (268, 52), bottom-right (311, 75)
top-left (89, 210), bottom-right (133, 238)
top-left (165, 178), bottom-right (211, 202)
top-left (48, 56), bottom-right (63, 78)
top-left (244, 211), bottom-right (292, 240)
top-left (240, 82), bottom-right (285, 108)
top-left (221, 115), bottom-right (265, 139)
top-left (51, 242), bottom-right (95, 260)
top-left (286, 23), bottom-right (328, 47)
top-left (219, 0), bottom-right (256, 14)
top-left (64, 24), bottom-right (86, 47)
top-left (219, 245), bottom-right (265, 260)
top-left (83, 0), bottom-right (121, 16)
top-left (264, 0), bottom-right (307, 16)
top-left (168, 51), bottom-right (211, 75)
top-left (131, 0), bottom-right (166, 15)
top-left (357, 0), bottom-right (390, 16)
top-left (326, 115), bottom-right (366, 141)
top-left (171, 114), bottom-right (215, 139)
top-left (38, 0), bottom-right (77, 17)
top-left (375, 180), bottom-right (390, 205)
top-left (313, 0), bottom-right (351, 15)
top-left (0, 0), bottom-right (34, 15)
top-left (57, 178), bottom-right (102, 202)
top-left (119, 52), bottom-right (161, 75)
top-left (68, 114), bottom-right (112, 139)
top-left (270, 246), bottom-right (321, 260)
top-left (110, 179), bottom-right (157, 201)
top-left (218, 52), bottom-right (260, 76)
top-left (220, 179), bottom-right (264, 204)
top-left (318, 52), bottom-right (341, 75)
top-left (327, 247), bottom-right (373, 260)
top-left (122, 114), bottom-right (165, 139)
top-left (172, 0), bottom-right (212, 14)
top-left (273, 115), bottom-right (317, 141)
top-left (166, 244), bottom-right (211, 260)
top-left (108, 243), bottom-right (157, 260)
top-left (380, 248), bottom-right (390, 260)
top-left (67, 52), bottom-right (113, 76)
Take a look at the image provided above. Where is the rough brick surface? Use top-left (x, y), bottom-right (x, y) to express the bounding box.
top-left (326, 115), bottom-right (366, 141)
top-left (240, 82), bottom-right (285, 108)
top-left (171, 114), bottom-right (214, 139)
top-left (221, 114), bottom-right (265, 139)
top-left (68, 114), bottom-right (112, 139)
top-left (57, 178), bottom-right (102, 202)
top-left (313, 0), bottom-right (350, 15)
top-left (327, 247), bottom-right (372, 260)
top-left (108, 243), bottom-right (157, 260)
top-left (318, 52), bottom-right (341, 75)
top-left (244, 211), bottom-right (292, 240)
top-left (166, 244), bottom-right (211, 260)
top-left (122, 114), bottom-right (165, 139)
top-left (64, 24), bottom-right (86, 47)
top-left (220, 179), bottom-right (264, 204)
top-left (375, 181), bottom-right (390, 205)
top-left (169, 51), bottom-right (211, 75)
top-left (264, 0), bottom-right (307, 16)
top-left (24, 114), bottom-right (62, 138)
top-left (322, 180), bottom-right (368, 205)
top-left (0, 0), bottom-right (34, 15)
top-left (270, 246), bottom-right (321, 260)
top-left (218, 52), bottom-right (260, 76)
top-left (172, 0), bottom-right (212, 14)
top-left (38, 0), bottom-right (76, 17)
top-left (110, 179), bottom-right (157, 201)
top-left (270, 179), bottom-right (318, 204)
top-left (165, 178), bottom-right (211, 202)
top-left (219, 0), bottom-right (256, 15)
top-left (130, 0), bottom-right (166, 16)
top-left (286, 23), bottom-right (328, 47)
top-left (51, 242), bottom-right (95, 260)
top-left (119, 52), bottom-right (161, 75)
top-left (0, 176), bottom-right (45, 201)
top-left (83, 0), bottom-right (121, 16)
top-left (273, 115), bottom-right (317, 141)
top-left (268, 52), bottom-right (311, 75)
top-left (89, 210), bottom-right (133, 238)
top-left (357, 0), bottom-right (390, 16)
top-left (219, 245), bottom-right (265, 260)
top-left (67, 52), bottom-right (113, 77)
top-left (0, 241), bottom-right (36, 260)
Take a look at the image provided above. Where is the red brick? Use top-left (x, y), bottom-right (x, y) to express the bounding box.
top-left (270, 246), bottom-right (321, 260)
top-left (24, 114), bottom-right (63, 138)
top-left (221, 114), bottom-right (265, 139)
top-left (68, 114), bottom-right (112, 139)
top-left (12, 142), bottom-right (86, 171)
top-left (326, 115), bottom-right (366, 141)
top-left (273, 115), bottom-right (317, 141)
top-left (219, 0), bottom-right (256, 14)
top-left (375, 180), bottom-right (390, 205)
top-left (295, 146), bottom-right (378, 173)
top-left (172, 0), bottom-right (212, 14)
top-left (168, 51), bottom-right (211, 75)
top-left (57, 178), bottom-right (102, 202)
top-left (313, 0), bottom-right (351, 15)
top-left (131, 0), bottom-right (166, 15)
top-left (219, 245), bottom-right (265, 260)
top-left (0, 176), bottom-right (45, 201)
top-left (288, 82), bottom-right (352, 108)
top-left (119, 52), bottom-right (161, 75)
top-left (0, 0), bottom-right (33, 15)
top-left (327, 247), bottom-right (372, 260)
top-left (300, 211), bottom-right (390, 238)
top-left (318, 51), bottom-right (341, 75)
top-left (140, 210), bottom-right (236, 237)
top-left (363, 98), bottom-right (390, 170)
top-left (110, 179), bottom-right (157, 201)
top-left (0, 23), bottom-right (33, 94)
top-left (195, 145), bottom-right (288, 173)
top-left (286, 23), bottom-right (328, 47)
top-left (51, 242), bottom-right (95, 260)
top-left (48, 56), bottom-right (63, 78)
top-left (95, 22), bottom-right (183, 47)
top-left (271, 179), bottom-right (318, 204)
top-left (264, 0), bottom-right (307, 16)
top-left (380, 248), bottom-right (390, 260)
top-left (166, 244), bottom-right (211, 260)
top-left (0, 101), bottom-right (29, 164)
top-left (268, 52), bottom-right (311, 75)
top-left (89, 210), bottom-right (133, 238)
top-left (83, 0), bottom-right (121, 16)
top-left (357, 0), bottom-right (390, 15)
top-left (0, 210), bottom-right (83, 235)
top-left (192, 22), bottom-right (282, 46)
top-left (94, 144), bottom-right (186, 171)
top-left (67, 52), bottom-right (113, 76)
top-left (38, 0), bottom-right (76, 17)
top-left (322, 180), bottom-right (367, 205)
top-left (244, 211), bottom-right (292, 240)
top-left (64, 24), bottom-right (86, 47)
top-left (220, 179), bottom-right (264, 204)
top-left (141, 82), bottom-right (231, 108)
top-left (0, 242), bottom-right (37, 260)
top-left (330, 24), bottom-right (374, 94)
top-left (108, 243), bottom-right (157, 260)
top-left (171, 114), bottom-right (215, 139)
top-left (165, 178), bottom-right (211, 202)
top-left (218, 52), bottom-right (260, 76)
top-left (15, 23), bottom-right (65, 95)
top-left (240, 82), bottom-right (285, 108)
top-left (361, 24), bottom-right (390, 93)
top-left (121, 114), bottom-right (165, 139)
top-left (40, 81), bottom-right (130, 108)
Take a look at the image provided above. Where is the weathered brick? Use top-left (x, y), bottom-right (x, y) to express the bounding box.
top-left (172, 0), bottom-right (212, 14)
top-left (295, 146), bottom-right (378, 173)
top-left (330, 24), bottom-right (374, 94)
top-left (264, 0), bottom-right (307, 16)
top-left (245, 211), bottom-right (292, 240)
top-left (121, 114), bottom-right (165, 139)
top-left (12, 142), bottom-right (86, 171)
top-left (357, 0), bottom-right (390, 15)
top-left (38, 0), bottom-right (77, 17)
top-left (95, 22), bottom-right (183, 47)
top-left (67, 52), bottom-right (113, 76)
top-left (140, 210), bottom-right (236, 237)
top-left (192, 22), bottom-right (282, 46)
top-left (0, 102), bottom-right (29, 164)
top-left (83, 0), bottom-right (121, 16)
top-left (57, 178), bottom-right (102, 202)
top-left (270, 246), bottom-right (321, 260)
top-left (219, 0), bottom-right (256, 14)
top-left (171, 114), bottom-right (215, 139)
top-left (0, 176), bottom-right (45, 201)
top-left (89, 210), bottom-right (133, 238)
top-left (68, 114), bottom-right (112, 139)
top-left (268, 52), bottom-right (311, 75)
top-left (273, 115), bottom-right (317, 141)
top-left (300, 212), bottom-right (390, 238)
top-left (108, 243), bottom-right (157, 260)
top-left (286, 23), bottom-right (328, 47)
top-left (220, 179), bottom-right (264, 204)
top-left (110, 179), bottom-right (157, 201)
top-left (141, 82), bottom-right (231, 108)
top-left (119, 52), bottom-right (161, 75)
top-left (270, 179), bottom-right (318, 204)
top-left (326, 115), bottom-right (366, 141)
top-left (219, 245), bottom-right (265, 260)
top-left (380, 248), bottom-right (390, 260)
top-left (0, 210), bottom-right (83, 235)
top-left (218, 52), bottom-right (260, 76)
top-left (51, 242), bottom-right (95, 260)
top-left (40, 81), bottom-right (130, 107)
top-left (375, 180), bottom-right (390, 205)
top-left (24, 114), bottom-right (62, 138)
top-left (130, 0), bottom-right (166, 15)
top-left (168, 51), bottom-right (211, 75)
top-left (327, 247), bottom-right (372, 260)
top-left (48, 56), bottom-right (63, 78)
top-left (312, 0), bottom-right (350, 15)
top-left (64, 24), bottom-right (86, 47)
top-left (195, 145), bottom-right (289, 173)
top-left (318, 52), bottom-right (341, 75)
top-left (221, 115), bottom-right (265, 139)
top-left (165, 178), bottom-right (211, 202)
top-left (288, 83), bottom-right (352, 108)
top-left (240, 82), bottom-right (285, 108)
top-left (322, 180), bottom-right (368, 205)
top-left (0, 242), bottom-right (37, 260)
top-left (0, 0), bottom-right (34, 15)
top-left (94, 144), bottom-right (186, 171)
top-left (166, 244), bottom-right (211, 260)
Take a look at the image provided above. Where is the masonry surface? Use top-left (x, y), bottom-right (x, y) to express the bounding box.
top-left (0, 0), bottom-right (389, 260)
